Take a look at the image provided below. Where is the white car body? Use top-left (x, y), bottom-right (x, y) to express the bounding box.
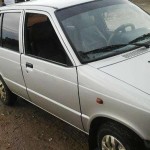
top-left (0, 0), bottom-right (150, 149)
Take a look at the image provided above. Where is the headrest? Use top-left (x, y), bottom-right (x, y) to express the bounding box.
top-left (77, 13), bottom-right (95, 29)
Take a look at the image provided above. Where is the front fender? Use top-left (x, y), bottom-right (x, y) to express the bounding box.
top-left (78, 65), bottom-right (150, 140)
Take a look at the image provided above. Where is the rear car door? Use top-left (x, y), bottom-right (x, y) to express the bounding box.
top-left (21, 10), bottom-right (83, 129)
top-left (0, 10), bottom-right (29, 99)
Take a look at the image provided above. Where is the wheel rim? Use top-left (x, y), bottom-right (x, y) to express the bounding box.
top-left (101, 135), bottom-right (126, 150)
top-left (0, 80), bottom-right (6, 102)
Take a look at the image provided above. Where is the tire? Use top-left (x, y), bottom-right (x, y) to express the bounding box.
top-left (97, 122), bottom-right (144, 150)
top-left (0, 76), bottom-right (17, 105)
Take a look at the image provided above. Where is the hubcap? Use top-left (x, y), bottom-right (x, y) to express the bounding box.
top-left (0, 80), bottom-right (6, 101)
top-left (102, 135), bottom-right (126, 150)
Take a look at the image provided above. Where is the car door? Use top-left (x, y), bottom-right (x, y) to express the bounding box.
top-left (0, 10), bottom-right (29, 100)
top-left (21, 10), bottom-right (83, 129)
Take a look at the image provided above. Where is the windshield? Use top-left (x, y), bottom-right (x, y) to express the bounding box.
top-left (56, 0), bottom-right (150, 63)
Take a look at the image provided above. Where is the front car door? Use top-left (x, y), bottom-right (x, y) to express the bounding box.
top-left (21, 10), bottom-right (83, 129)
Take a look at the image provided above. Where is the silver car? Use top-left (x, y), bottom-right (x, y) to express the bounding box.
top-left (0, 0), bottom-right (150, 149)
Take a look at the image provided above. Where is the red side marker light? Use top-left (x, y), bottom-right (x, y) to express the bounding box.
top-left (96, 98), bottom-right (103, 104)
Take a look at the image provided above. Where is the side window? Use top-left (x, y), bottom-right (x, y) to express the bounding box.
top-left (2, 13), bottom-right (20, 52)
top-left (25, 13), bottom-right (71, 65)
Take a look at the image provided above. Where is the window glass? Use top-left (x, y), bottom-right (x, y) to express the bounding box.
top-left (25, 13), bottom-right (70, 65)
top-left (103, 5), bottom-right (150, 31)
top-left (56, 1), bottom-right (150, 63)
top-left (2, 13), bottom-right (20, 52)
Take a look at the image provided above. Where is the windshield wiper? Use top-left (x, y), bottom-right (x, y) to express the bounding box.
top-left (82, 44), bottom-right (128, 55)
top-left (82, 43), bottom-right (150, 55)
top-left (132, 42), bottom-right (150, 48)
top-left (129, 33), bottom-right (150, 43)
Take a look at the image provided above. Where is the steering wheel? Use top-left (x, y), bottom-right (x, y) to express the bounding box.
top-left (107, 23), bottom-right (135, 45)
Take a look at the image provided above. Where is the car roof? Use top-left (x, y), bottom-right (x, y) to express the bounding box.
top-left (12, 0), bottom-right (94, 9)
top-left (1, 0), bottom-right (130, 11)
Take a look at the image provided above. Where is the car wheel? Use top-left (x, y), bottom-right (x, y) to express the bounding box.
top-left (0, 76), bottom-right (17, 105)
top-left (97, 122), bottom-right (143, 150)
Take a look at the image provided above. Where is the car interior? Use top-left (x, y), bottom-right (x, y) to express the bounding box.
top-left (63, 10), bottom-right (150, 53)
top-left (25, 14), bottom-right (69, 65)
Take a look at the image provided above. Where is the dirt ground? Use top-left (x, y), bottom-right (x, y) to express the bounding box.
top-left (0, 98), bottom-right (88, 150)
top-left (0, 1), bottom-right (150, 150)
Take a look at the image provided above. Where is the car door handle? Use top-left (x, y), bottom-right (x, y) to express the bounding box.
top-left (26, 62), bottom-right (33, 68)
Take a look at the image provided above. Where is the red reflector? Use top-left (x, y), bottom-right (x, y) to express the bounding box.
top-left (96, 98), bottom-right (103, 104)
